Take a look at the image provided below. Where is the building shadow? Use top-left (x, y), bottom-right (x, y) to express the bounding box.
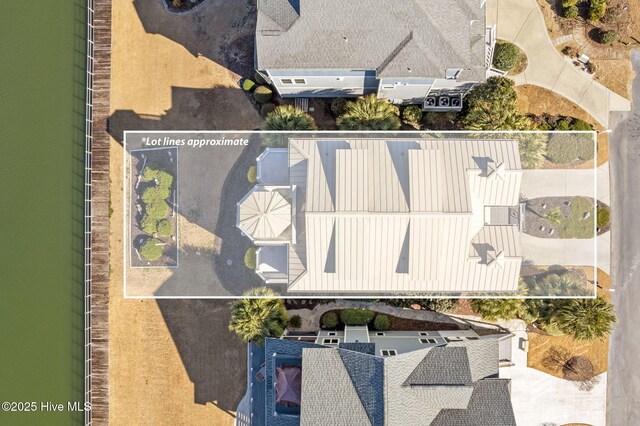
top-left (108, 85), bottom-right (262, 144)
top-left (132, 0), bottom-right (257, 77)
top-left (156, 299), bottom-right (247, 411)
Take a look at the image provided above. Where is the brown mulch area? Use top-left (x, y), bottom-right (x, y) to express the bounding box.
top-left (320, 309), bottom-right (462, 331)
top-left (527, 332), bottom-right (609, 378)
top-left (451, 299), bottom-right (476, 316)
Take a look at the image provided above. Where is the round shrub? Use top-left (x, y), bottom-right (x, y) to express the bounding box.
top-left (561, 0), bottom-right (578, 7)
top-left (546, 133), bottom-right (595, 164)
top-left (156, 218), bottom-right (172, 237)
top-left (330, 98), bottom-right (348, 116)
top-left (254, 85), bottom-right (273, 103)
top-left (142, 185), bottom-right (170, 205)
top-left (492, 42), bottom-right (520, 71)
top-left (140, 238), bottom-right (163, 261)
top-left (402, 105), bottom-right (423, 124)
top-left (564, 5), bottom-right (579, 19)
top-left (423, 298), bottom-right (458, 312)
top-left (289, 315), bottom-right (302, 328)
top-left (596, 29), bottom-right (618, 45)
top-left (553, 118), bottom-right (571, 131)
top-left (340, 308), bottom-right (375, 326)
top-left (373, 314), bottom-right (390, 331)
top-left (247, 165), bottom-right (257, 183)
top-left (242, 79), bottom-right (256, 92)
top-left (145, 201), bottom-right (169, 220)
top-left (321, 312), bottom-right (339, 329)
top-left (244, 247), bottom-right (257, 270)
top-left (254, 71), bottom-right (268, 85)
top-left (260, 103), bottom-right (277, 118)
top-left (264, 105), bottom-right (318, 130)
top-left (140, 214), bottom-right (157, 235)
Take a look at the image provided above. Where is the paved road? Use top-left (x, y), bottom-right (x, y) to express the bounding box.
top-left (606, 50), bottom-right (640, 426)
top-left (487, 0), bottom-right (631, 126)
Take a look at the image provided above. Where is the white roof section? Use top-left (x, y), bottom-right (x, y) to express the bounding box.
top-left (257, 147), bottom-right (289, 185)
top-left (237, 187), bottom-right (291, 240)
top-left (285, 139), bottom-right (523, 293)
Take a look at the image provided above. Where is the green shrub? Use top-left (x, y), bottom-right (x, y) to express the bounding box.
top-left (242, 79), bottom-right (256, 92)
top-left (264, 105), bottom-right (318, 130)
top-left (602, 6), bottom-right (622, 24)
top-left (546, 133), bottom-right (595, 163)
top-left (140, 238), bottom-right (164, 261)
top-left (562, 0), bottom-right (578, 7)
top-left (402, 105), bottom-right (423, 124)
top-left (340, 308), bottom-right (375, 326)
top-left (554, 118), bottom-right (571, 131)
top-left (337, 94), bottom-right (401, 130)
top-left (330, 98), bottom-right (348, 116)
top-left (321, 312), bottom-right (339, 329)
top-left (596, 29), bottom-right (618, 45)
top-left (564, 5), bottom-right (579, 18)
top-left (140, 214), bottom-right (157, 234)
top-left (492, 42), bottom-right (520, 71)
top-left (142, 185), bottom-right (170, 205)
top-left (244, 247), bottom-right (257, 270)
top-left (470, 298), bottom-right (524, 321)
top-left (260, 103), bottom-right (277, 118)
top-left (571, 118), bottom-right (593, 130)
top-left (247, 165), bottom-right (257, 183)
top-left (289, 315), bottom-right (302, 328)
top-left (518, 134), bottom-right (547, 168)
top-left (597, 205), bottom-right (610, 229)
top-left (254, 71), bottom-right (268, 85)
top-left (142, 167), bottom-right (173, 188)
top-left (544, 208), bottom-right (564, 225)
top-left (254, 85), bottom-right (273, 103)
top-left (145, 201), bottom-right (169, 220)
top-left (373, 314), bottom-right (391, 331)
top-left (156, 218), bottom-right (172, 236)
top-left (423, 299), bottom-right (459, 312)
top-left (589, 0), bottom-right (607, 21)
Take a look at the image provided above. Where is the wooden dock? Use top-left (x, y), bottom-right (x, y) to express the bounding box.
top-left (87, 0), bottom-right (111, 424)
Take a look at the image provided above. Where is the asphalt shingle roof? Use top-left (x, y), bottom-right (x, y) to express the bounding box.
top-left (256, 0), bottom-right (487, 80)
top-left (403, 347), bottom-right (473, 386)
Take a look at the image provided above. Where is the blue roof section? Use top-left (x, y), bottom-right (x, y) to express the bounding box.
top-left (338, 349), bottom-right (385, 426)
top-left (339, 342), bottom-right (376, 355)
top-left (264, 338), bottom-right (326, 426)
top-left (249, 343), bottom-right (266, 426)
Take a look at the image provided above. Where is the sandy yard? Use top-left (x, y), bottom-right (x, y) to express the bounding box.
top-left (109, 0), bottom-right (262, 424)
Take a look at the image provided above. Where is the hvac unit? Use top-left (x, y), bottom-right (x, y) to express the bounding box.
top-left (438, 96), bottom-right (450, 107)
top-left (450, 96), bottom-right (462, 108)
top-left (425, 96), bottom-right (437, 107)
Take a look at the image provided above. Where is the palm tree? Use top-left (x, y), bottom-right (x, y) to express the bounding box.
top-left (517, 133), bottom-right (547, 169)
top-left (337, 94), bottom-right (401, 130)
top-left (264, 105), bottom-right (318, 130)
top-left (555, 296), bottom-right (615, 341)
top-left (463, 100), bottom-right (536, 131)
top-left (228, 287), bottom-right (288, 345)
top-left (470, 298), bottom-right (524, 321)
top-left (528, 272), bottom-right (590, 297)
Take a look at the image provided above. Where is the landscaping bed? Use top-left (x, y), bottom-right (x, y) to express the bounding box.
top-left (319, 309), bottom-right (461, 332)
top-left (130, 148), bottom-right (178, 267)
top-left (524, 196), bottom-right (610, 239)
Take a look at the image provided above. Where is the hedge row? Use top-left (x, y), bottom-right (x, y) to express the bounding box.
top-left (138, 165), bottom-right (174, 259)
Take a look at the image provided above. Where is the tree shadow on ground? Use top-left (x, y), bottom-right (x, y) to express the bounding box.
top-left (132, 0), bottom-right (257, 77)
top-left (156, 299), bottom-right (246, 410)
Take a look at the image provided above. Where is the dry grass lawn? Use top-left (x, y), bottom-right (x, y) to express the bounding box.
top-left (527, 268), bottom-right (611, 378)
top-left (515, 85), bottom-right (608, 167)
top-left (108, 0), bottom-right (262, 424)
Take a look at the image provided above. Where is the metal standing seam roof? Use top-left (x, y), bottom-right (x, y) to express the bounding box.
top-left (238, 188), bottom-right (292, 240)
top-left (286, 139), bottom-right (523, 293)
top-left (256, 0), bottom-right (487, 81)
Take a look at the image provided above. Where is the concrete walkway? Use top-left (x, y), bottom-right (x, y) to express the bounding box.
top-left (487, 0), bottom-right (631, 126)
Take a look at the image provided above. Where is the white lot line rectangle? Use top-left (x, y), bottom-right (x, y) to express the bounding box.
top-left (123, 130), bottom-right (600, 299)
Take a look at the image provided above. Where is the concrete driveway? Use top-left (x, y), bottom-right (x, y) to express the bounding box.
top-left (521, 164), bottom-right (610, 204)
top-left (501, 330), bottom-right (607, 426)
top-left (521, 232), bottom-right (609, 274)
top-left (520, 164), bottom-right (611, 273)
top-left (486, 0), bottom-right (631, 126)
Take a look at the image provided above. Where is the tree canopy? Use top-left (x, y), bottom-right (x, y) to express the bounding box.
top-left (337, 94), bottom-right (401, 130)
top-left (228, 287), bottom-right (288, 345)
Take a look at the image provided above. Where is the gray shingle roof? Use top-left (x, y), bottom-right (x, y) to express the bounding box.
top-left (338, 349), bottom-right (385, 426)
top-left (403, 347), bottom-right (473, 386)
top-left (256, 0), bottom-right (487, 80)
top-left (430, 379), bottom-right (517, 426)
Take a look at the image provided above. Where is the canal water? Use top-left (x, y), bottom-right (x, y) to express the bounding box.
top-left (0, 1), bottom-right (86, 425)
